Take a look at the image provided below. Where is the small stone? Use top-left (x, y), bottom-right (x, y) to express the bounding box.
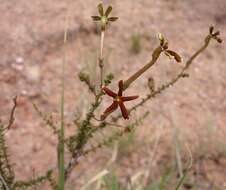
top-left (26, 65), bottom-right (41, 82)
top-left (15, 57), bottom-right (24, 65)
top-left (11, 57), bottom-right (25, 71)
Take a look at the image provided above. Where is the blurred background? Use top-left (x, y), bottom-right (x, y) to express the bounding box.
top-left (0, 0), bottom-right (226, 189)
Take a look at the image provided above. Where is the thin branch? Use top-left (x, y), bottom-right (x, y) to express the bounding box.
top-left (32, 103), bottom-right (58, 134)
top-left (64, 112), bottom-right (149, 180)
top-left (64, 151), bottom-right (82, 180)
top-left (0, 173), bottom-right (10, 190)
top-left (79, 72), bottom-right (96, 96)
top-left (7, 96), bottom-right (17, 130)
top-left (123, 46), bottom-right (163, 90)
top-left (112, 30), bottom-right (221, 121)
top-left (0, 124), bottom-right (15, 186)
top-left (65, 28), bottom-right (109, 167)
top-left (13, 170), bottom-right (53, 190)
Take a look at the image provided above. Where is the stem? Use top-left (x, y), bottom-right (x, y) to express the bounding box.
top-left (123, 46), bottom-right (162, 90)
top-left (6, 96), bottom-right (17, 130)
top-left (64, 27), bottom-right (107, 181)
top-left (185, 35), bottom-right (211, 69)
top-left (128, 34), bottom-right (214, 114)
top-left (122, 33), bottom-right (212, 91)
top-left (0, 173), bottom-right (10, 190)
top-left (58, 13), bottom-right (68, 190)
top-left (99, 30), bottom-right (105, 88)
top-left (112, 34), bottom-right (216, 121)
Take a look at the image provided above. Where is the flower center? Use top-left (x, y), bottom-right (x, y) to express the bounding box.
top-left (101, 16), bottom-right (108, 25)
top-left (115, 96), bottom-right (122, 102)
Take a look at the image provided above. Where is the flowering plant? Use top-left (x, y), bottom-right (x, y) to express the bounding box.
top-left (0, 3), bottom-right (222, 190)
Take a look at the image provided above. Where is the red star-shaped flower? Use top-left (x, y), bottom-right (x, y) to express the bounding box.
top-left (101, 80), bottom-right (139, 120)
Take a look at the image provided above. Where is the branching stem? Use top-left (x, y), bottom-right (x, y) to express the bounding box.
top-left (125, 34), bottom-right (217, 117)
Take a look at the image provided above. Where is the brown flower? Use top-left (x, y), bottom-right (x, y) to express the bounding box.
top-left (91, 3), bottom-right (118, 30)
top-left (101, 80), bottom-right (139, 120)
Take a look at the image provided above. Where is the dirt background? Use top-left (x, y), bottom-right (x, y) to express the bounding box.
top-left (0, 0), bottom-right (226, 189)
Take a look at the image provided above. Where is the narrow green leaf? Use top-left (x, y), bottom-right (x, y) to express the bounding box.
top-left (175, 174), bottom-right (187, 190)
top-left (159, 167), bottom-right (173, 190)
top-left (144, 182), bottom-right (158, 190)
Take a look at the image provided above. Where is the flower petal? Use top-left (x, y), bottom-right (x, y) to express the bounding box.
top-left (105, 5), bottom-right (112, 17)
top-left (101, 101), bottom-right (118, 120)
top-left (121, 95), bottom-right (139, 102)
top-left (165, 50), bottom-right (182, 63)
top-left (98, 3), bottom-right (104, 16)
top-left (91, 16), bottom-right (101, 21)
top-left (103, 101), bottom-right (118, 114)
top-left (102, 87), bottom-right (117, 98)
top-left (118, 101), bottom-right (129, 119)
top-left (118, 80), bottom-right (124, 96)
top-left (108, 17), bottom-right (119, 22)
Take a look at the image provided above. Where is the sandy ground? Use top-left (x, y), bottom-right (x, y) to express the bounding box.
top-left (0, 0), bottom-right (226, 189)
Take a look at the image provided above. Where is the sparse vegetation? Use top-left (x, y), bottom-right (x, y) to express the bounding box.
top-left (0, 2), bottom-right (224, 190)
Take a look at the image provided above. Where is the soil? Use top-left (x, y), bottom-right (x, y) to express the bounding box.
top-left (0, 0), bottom-right (226, 189)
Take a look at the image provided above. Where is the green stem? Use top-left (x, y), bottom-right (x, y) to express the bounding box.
top-left (58, 14), bottom-right (68, 190)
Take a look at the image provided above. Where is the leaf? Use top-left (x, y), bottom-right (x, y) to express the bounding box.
top-left (165, 50), bottom-right (182, 63)
top-left (98, 3), bottom-right (104, 16)
top-left (91, 16), bottom-right (101, 21)
top-left (105, 5), bottom-right (112, 17)
top-left (108, 17), bottom-right (119, 22)
top-left (103, 174), bottom-right (122, 190)
top-left (175, 173), bottom-right (187, 190)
